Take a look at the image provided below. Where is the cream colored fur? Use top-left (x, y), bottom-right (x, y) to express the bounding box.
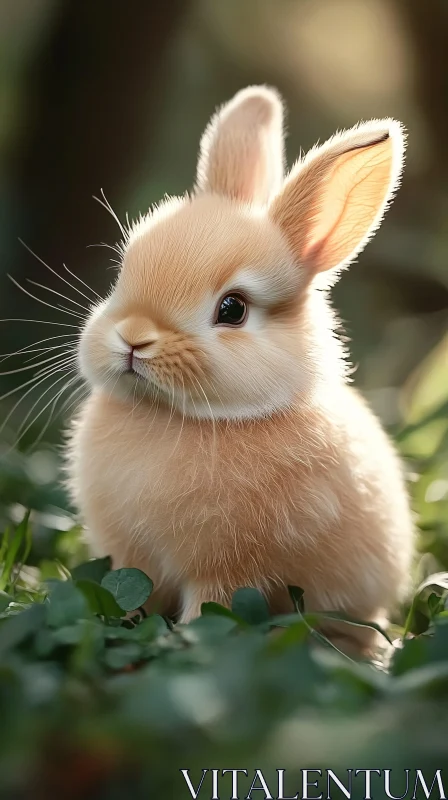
top-left (67, 86), bottom-right (414, 656)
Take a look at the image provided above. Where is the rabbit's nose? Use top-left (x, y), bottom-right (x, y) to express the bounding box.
top-left (115, 319), bottom-right (160, 350)
top-left (125, 336), bottom-right (158, 350)
top-left (114, 324), bottom-right (158, 372)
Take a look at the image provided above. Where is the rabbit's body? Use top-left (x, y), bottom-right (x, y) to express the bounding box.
top-left (67, 86), bottom-right (414, 653)
top-left (69, 366), bottom-right (411, 641)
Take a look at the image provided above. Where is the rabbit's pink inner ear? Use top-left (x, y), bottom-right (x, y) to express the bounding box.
top-left (195, 86), bottom-right (284, 204)
top-left (302, 137), bottom-right (394, 272)
top-left (270, 124), bottom-right (404, 275)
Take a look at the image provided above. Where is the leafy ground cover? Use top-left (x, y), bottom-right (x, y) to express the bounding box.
top-left (0, 357), bottom-right (447, 798)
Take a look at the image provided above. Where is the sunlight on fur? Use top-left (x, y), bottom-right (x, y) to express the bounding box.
top-left (6, 86), bottom-right (414, 658)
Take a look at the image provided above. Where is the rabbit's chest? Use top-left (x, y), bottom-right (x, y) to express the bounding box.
top-left (73, 396), bottom-right (342, 568)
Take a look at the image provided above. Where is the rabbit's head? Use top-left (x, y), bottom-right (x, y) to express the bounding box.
top-left (79, 86), bottom-right (405, 420)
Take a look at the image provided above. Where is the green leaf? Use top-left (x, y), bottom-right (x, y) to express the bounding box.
top-left (307, 626), bottom-right (354, 661)
top-left (103, 642), bottom-right (143, 670)
top-left (39, 559), bottom-right (71, 582)
top-left (0, 528), bottom-right (10, 569)
top-left (47, 580), bottom-right (90, 627)
top-left (428, 592), bottom-right (444, 617)
top-left (231, 588), bottom-right (270, 625)
top-left (101, 568), bottom-right (153, 612)
top-left (394, 662), bottom-right (448, 696)
top-left (129, 615), bottom-right (169, 641)
top-left (183, 614), bottom-right (238, 641)
top-left (51, 622), bottom-right (92, 646)
top-left (391, 637), bottom-right (428, 676)
top-left (417, 572), bottom-right (448, 594)
top-left (76, 579), bottom-right (124, 618)
top-left (270, 613), bottom-right (310, 628)
top-left (268, 620), bottom-right (310, 653)
top-left (404, 573), bottom-right (448, 637)
top-left (0, 511), bottom-right (31, 592)
top-left (0, 592), bottom-right (12, 613)
top-left (0, 604), bottom-right (46, 656)
top-left (201, 602), bottom-right (247, 626)
top-left (310, 611), bottom-right (394, 646)
top-left (71, 556), bottom-right (112, 584)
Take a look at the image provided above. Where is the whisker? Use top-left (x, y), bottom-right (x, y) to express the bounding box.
top-left (19, 238), bottom-right (101, 305)
top-left (169, 374), bottom-right (187, 459)
top-left (33, 383), bottom-right (89, 449)
top-left (16, 370), bottom-right (78, 440)
top-left (7, 276), bottom-right (84, 320)
top-left (123, 375), bottom-right (144, 424)
top-left (24, 343), bottom-right (77, 364)
top-left (56, 304), bottom-right (88, 319)
top-left (106, 372), bottom-right (124, 402)
top-left (191, 374), bottom-right (217, 471)
top-left (62, 263), bottom-right (102, 302)
top-left (14, 371), bottom-right (78, 448)
top-left (86, 241), bottom-right (125, 259)
top-left (0, 319), bottom-right (79, 328)
top-left (0, 334), bottom-right (76, 364)
top-left (31, 349), bottom-right (77, 374)
top-left (29, 378), bottom-right (85, 451)
top-left (33, 353), bottom-right (77, 379)
top-left (163, 376), bottom-right (179, 437)
top-left (58, 380), bottom-right (87, 417)
top-left (26, 280), bottom-right (90, 313)
top-left (0, 358), bottom-right (77, 434)
top-left (93, 189), bottom-right (127, 241)
top-left (0, 354), bottom-right (77, 404)
top-left (0, 348), bottom-right (77, 377)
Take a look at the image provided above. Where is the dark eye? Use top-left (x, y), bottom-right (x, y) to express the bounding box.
top-left (215, 294), bottom-right (247, 326)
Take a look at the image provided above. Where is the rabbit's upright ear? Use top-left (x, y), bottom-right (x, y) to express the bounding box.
top-left (195, 86), bottom-right (284, 204)
top-left (270, 120), bottom-right (405, 276)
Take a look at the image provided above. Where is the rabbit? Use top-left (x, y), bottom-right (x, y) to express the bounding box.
top-left (66, 85), bottom-right (414, 656)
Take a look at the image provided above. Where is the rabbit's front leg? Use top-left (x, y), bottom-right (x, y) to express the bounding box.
top-left (179, 583), bottom-right (231, 624)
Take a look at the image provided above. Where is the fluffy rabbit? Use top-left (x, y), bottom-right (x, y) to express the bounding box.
top-left (67, 86), bottom-right (414, 655)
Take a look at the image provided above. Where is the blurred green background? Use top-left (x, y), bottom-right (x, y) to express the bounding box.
top-left (0, 0), bottom-right (447, 567)
top-left (0, 4), bottom-right (448, 796)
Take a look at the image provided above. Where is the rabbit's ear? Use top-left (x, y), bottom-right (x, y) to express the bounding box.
top-left (195, 86), bottom-right (284, 204)
top-left (270, 120), bottom-right (405, 276)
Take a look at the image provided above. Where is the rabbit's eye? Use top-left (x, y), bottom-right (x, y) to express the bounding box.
top-left (215, 294), bottom-right (247, 326)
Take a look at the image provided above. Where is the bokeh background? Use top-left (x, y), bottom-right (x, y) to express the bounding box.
top-left (0, 0), bottom-right (447, 572)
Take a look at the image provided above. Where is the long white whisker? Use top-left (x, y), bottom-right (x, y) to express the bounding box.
top-left (58, 380), bottom-right (86, 416)
top-left (33, 354), bottom-right (77, 379)
top-left (62, 263), bottom-right (102, 302)
top-left (93, 189), bottom-right (127, 240)
top-left (163, 376), bottom-right (178, 437)
top-left (14, 371), bottom-right (78, 447)
top-left (0, 361), bottom-right (72, 402)
top-left (56, 304), bottom-right (88, 319)
top-left (19, 238), bottom-right (101, 305)
top-left (16, 370), bottom-right (78, 440)
top-left (169, 374), bottom-right (186, 459)
top-left (0, 319), bottom-right (79, 328)
top-left (0, 348), bottom-right (77, 376)
top-left (0, 359), bottom-right (77, 434)
top-left (7, 276), bottom-right (84, 320)
top-left (191, 374), bottom-right (217, 471)
top-left (0, 335), bottom-right (76, 364)
top-left (86, 241), bottom-right (124, 259)
top-left (30, 378), bottom-right (85, 450)
top-left (24, 343), bottom-right (77, 364)
top-left (26, 280), bottom-right (90, 313)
